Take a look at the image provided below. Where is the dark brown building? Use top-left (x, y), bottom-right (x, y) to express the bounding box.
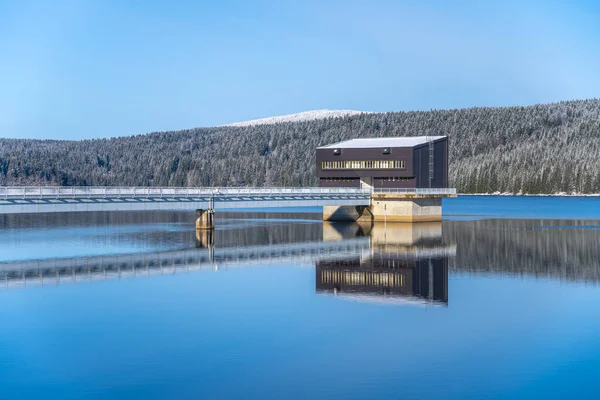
top-left (316, 136), bottom-right (448, 189)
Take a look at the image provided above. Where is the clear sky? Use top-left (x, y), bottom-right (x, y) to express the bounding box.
top-left (1, 0), bottom-right (599, 140)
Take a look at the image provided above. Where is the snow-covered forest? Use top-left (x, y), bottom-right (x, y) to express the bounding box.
top-left (1, 99), bottom-right (599, 194)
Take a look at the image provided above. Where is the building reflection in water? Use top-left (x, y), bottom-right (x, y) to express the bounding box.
top-left (316, 222), bottom-right (455, 306)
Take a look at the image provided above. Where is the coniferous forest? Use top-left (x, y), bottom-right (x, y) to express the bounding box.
top-left (1, 99), bottom-right (599, 194)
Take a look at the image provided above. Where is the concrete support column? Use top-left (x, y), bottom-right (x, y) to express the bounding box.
top-left (370, 194), bottom-right (442, 222)
top-left (196, 208), bottom-right (215, 230)
top-left (323, 194), bottom-right (446, 223)
top-left (323, 205), bottom-right (373, 222)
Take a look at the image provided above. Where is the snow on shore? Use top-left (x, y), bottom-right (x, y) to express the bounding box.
top-left (460, 192), bottom-right (600, 196)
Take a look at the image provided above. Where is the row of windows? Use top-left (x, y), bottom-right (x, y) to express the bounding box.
top-left (321, 260), bottom-right (410, 269)
top-left (321, 160), bottom-right (406, 170)
top-left (375, 177), bottom-right (413, 182)
top-left (320, 270), bottom-right (405, 288)
top-left (322, 178), bottom-right (356, 182)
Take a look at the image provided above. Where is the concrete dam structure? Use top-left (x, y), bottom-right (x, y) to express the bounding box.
top-left (322, 190), bottom-right (455, 223)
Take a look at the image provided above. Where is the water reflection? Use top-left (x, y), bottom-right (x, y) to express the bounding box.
top-left (446, 219), bottom-right (600, 283)
top-left (4, 205), bottom-right (600, 399)
top-left (0, 238), bottom-right (369, 289)
top-left (2, 211), bottom-right (600, 291)
top-left (0, 216), bottom-right (457, 299)
top-left (0, 210), bottom-right (324, 261)
top-left (317, 222), bottom-right (452, 306)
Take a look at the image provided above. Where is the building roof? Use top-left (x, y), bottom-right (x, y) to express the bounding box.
top-left (317, 136), bottom-right (446, 149)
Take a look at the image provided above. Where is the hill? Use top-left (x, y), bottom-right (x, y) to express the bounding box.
top-left (0, 99), bottom-right (599, 193)
top-left (224, 110), bottom-right (368, 127)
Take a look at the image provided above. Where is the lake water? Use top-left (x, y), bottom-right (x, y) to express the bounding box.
top-left (2, 196), bottom-right (600, 399)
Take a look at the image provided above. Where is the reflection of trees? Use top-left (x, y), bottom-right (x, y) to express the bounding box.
top-left (443, 219), bottom-right (600, 283)
top-left (5, 211), bottom-right (600, 284)
top-left (0, 210), bottom-right (194, 229)
top-left (212, 213), bottom-right (322, 247)
top-left (0, 211), bottom-right (324, 250)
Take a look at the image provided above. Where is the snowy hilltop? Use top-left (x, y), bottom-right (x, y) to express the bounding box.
top-left (224, 109), bottom-right (368, 127)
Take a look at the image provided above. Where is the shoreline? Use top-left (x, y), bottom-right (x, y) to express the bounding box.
top-left (458, 193), bottom-right (600, 197)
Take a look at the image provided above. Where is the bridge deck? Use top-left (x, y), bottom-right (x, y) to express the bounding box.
top-left (0, 187), bottom-right (456, 214)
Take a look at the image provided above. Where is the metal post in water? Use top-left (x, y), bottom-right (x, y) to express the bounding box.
top-left (429, 259), bottom-right (434, 300)
top-left (384, 204), bottom-right (387, 232)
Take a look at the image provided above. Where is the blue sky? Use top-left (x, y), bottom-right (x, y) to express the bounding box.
top-left (1, 0), bottom-right (599, 140)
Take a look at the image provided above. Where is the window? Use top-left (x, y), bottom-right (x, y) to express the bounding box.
top-left (321, 159), bottom-right (407, 170)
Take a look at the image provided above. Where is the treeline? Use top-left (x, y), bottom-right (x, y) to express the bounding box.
top-left (1, 99), bottom-right (599, 193)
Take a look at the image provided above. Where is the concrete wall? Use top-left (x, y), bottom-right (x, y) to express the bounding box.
top-left (323, 194), bottom-right (443, 223)
top-left (370, 196), bottom-right (442, 222)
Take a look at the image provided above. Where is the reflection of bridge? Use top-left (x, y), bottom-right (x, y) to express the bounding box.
top-left (0, 239), bottom-right (369, 289)
top-left (1, 220), bottom-right (457, 309)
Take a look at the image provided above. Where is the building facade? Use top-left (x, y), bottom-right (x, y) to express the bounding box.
top-left (316, 136), bottom-right (448, 189)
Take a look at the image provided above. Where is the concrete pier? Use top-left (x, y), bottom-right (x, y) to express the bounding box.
top-left (196, 208), bottom-right (215, 230)
top-left (323, 192), bottom-right (455, 223)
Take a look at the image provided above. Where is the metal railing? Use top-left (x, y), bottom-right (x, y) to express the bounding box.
top-left (0, 186), bottom-right (457, 199)
top-left (372, 188), bottom-right (457, 195)
top-left (0, 186), bottom-right (372, 199)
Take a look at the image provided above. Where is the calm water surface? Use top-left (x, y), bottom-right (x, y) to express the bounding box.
top-left (2, 197), bottom-right (600, 399)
